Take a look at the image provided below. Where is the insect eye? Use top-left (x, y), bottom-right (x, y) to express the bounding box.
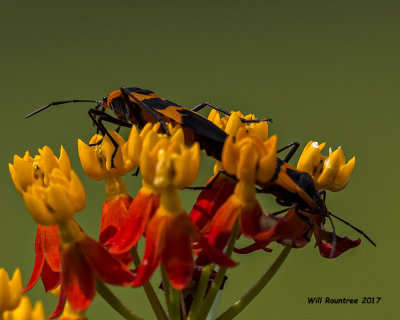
top-left (102, 96), bottom-right (108, 103)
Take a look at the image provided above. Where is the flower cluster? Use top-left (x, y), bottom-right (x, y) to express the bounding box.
top-left (8, 104), bottom-right (364, 319)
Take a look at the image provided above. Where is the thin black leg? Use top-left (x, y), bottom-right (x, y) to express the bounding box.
top-left (88, 109), bottom-right (131, 168)
top-left (294, 209), bottom-right (314, 242)
top-left (187, 170), bottom-right (223, 191)
top-left (277, 142), bottom-right (300, 163)
top-left (191, 101), bottom-right (272, 123)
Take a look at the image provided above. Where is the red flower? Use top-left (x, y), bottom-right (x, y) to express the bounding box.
top-left (237, 209), bottom-right (361, 258)
top-left (108, 189), bottom-right (160, 255)
top-left (133, 211), bottom-right (237, 289)
top-left (189, 174), bottom-right (236, 233)
top-left (99, 194), bottom-right (134, 264)
top-left (196, 192), bottom-right (264, 266)
top-left (53, 219), bottom-right (135, 314)
top-left (23, 224), bottom-right (61, 293)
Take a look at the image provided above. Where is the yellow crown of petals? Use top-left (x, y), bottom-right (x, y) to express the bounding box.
top-left (78, 129), bottom-right (138, 180)
top-left (3, 296), bottom-right (45, 320)
top-left (208, 110), bottom-right (268, 141)
top-left (297, 141), bottom-right (355, 191)
top-left (222, 128), bottom-right (277, 183)
top-left (0, 268), bottom-right (22, 312)
top-left (140, 129), bottom-right (200, 189)
top-left (10, 147), bottom-right (86, 225)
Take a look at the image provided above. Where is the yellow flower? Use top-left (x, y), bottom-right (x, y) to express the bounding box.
top-left (0, 268), bottom-right (22, 313)
top-left (78, 129), bottom-right (138, 181)
top-left (297, 141), bottom-right (356, 191)
top-left (140, 128), bottom-right (200, 191)
top-left (208, 109), bottom-right (268, 140)
top-left (3, 296), bottom-right (45, 320)
top-left (9, 146), bottom-right (85, 225)
top-left (222, 128), bottom-right (277, 184)
top-left (208, 110), bottom-right (269, 175)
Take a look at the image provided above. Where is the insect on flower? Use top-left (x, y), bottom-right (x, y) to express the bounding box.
top-left (25, 87), bottom-right (375, 257)
top-left (26, 87), bottom-right (267, 165)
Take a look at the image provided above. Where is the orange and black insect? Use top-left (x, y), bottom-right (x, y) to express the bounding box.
top-left (26, 86), bottom-right (248, 163)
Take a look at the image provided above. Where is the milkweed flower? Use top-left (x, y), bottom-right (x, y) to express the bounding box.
top-left (297, 141), bottom-right (355, 191)
top-left (0, 268), bottom-right (22, 316)
top-left (9, 146), bottom-right (135, 314)
top-left (3, 296), bottom-right (45, 320)
top-left (78, 129), bottom-right (136, 259)
top-left (108, 122), bottom-right (183, 254)
top-left (132, 129), bottom-right (236, 289)
top-left (197, 128), bottom-right (277, 265)
top-left (190, 111), bottom-right (268, 232)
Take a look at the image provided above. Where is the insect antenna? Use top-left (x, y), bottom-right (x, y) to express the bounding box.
top-left (328, 211), bottom-right (376, 246)
top-left (25, 99), bottom-right (102, 118)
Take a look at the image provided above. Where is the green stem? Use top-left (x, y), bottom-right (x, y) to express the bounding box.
top-left (195, 221), bottom-right (240, 320)
top-left (160, 266), bottom-right (172, 317)
top-left (216, 246), bottom-right (292, 320)
top-left (187, 264), bottom-right (213, 319)
top-left (169, 284), bottom-right (182, 320)
top-left (131, 248), bottom-right (168, 320)
top-left (161, 266), bottom-right (181, 320)
top-left (96, 280), bottom-right (144, 320)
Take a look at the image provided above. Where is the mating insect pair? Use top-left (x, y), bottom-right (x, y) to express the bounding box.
top-left (26, 86), bottom-right (376, 256)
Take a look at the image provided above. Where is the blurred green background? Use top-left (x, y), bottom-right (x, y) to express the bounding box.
top-left (1, 1), bottom-right (398, 319)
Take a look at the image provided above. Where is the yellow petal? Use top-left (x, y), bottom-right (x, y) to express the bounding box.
top-left (331, 156), bottom-right (356, 191)
top-left (8, 268), bottom-right (22, 310)
top-left (58, 146), bottom-right (71, 180)
top-left (237, 144), bottom-right (258, 182)
top-left (23, 190), bottom-right (56, 225)
top-left (38, 146), bottom-right (59, 176)
top-left (9, 155), bottom-right (35, 194)
top-left (221, 135), bottom-right (237, 175)
top-left (171, 128), bottom-right (185, 145)
top-left (248, 121), bottom-right (268, 141)
top-left (225, 112), bottom-right (243, 136)
top-left (297, 141), bottom-right (324, 176)
top-left (46, 184), bottom-right (75, 221)
top-left (173, 143), bottom-right (200, 188)
top-left (0, 268), bottom-right (11, 311)
top-left (123, 126), bottom-right (141, 169)
top-left (257, 135), bottom-right (277, 182)
top-left (207, 109), bottom-right (223, 129)
top-left (77, 139), bottom-right (105, 180)
top-left (69, 170), bottom-right (86, 212)
top-left (32, 301), bottom-right (46, 320)
top-left (317, 147), bottom-right (342, 189)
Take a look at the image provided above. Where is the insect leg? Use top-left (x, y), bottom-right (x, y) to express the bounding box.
top-left (191, 102), bottom-right (231, 115)
top-left (88, 109), bottom-right (131, 168)
top-left (187, 170), bottom-right (223, 191)
top-left (191, 102), bottom-right (272, 123)
top-left (294, 210), bottom-right (314, 242)
top-left (277, 142), bottom-right (300, 163)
